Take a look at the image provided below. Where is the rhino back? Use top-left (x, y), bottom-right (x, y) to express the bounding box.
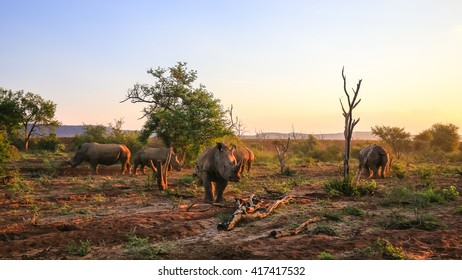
top-left (139, 147), bottom-right (169, 163)
top-left (197, 147), bottom-right (219, 174)
top-left (88, 143), bottom-right (128, 165)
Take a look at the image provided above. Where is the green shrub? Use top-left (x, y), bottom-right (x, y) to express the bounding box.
top-left (381, 212), bottom-right (441, 231)
top-left (67, 240), bottom-right (92, 256)
top-left (323, 176), bottom-right (377, 197)
top-left (318, 252), bottom-right (335, 260)
top-left (341, 206), bottom-right (366, 217)
top-left (373, 238), bottom-right (405, 260)
top-left (392, 162), bottom-right (407, 179)
top-left (454, 205), bottom-right (462, 215)
top-left (311, 224), bottom-right (336, 236)
top-left (125, 235), bottom-right (173, 260)
top-left (417, 167), bottom-right (434, 180)
top-left (283, 167), bottom-right (297, 176)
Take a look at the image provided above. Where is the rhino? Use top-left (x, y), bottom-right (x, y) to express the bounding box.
top-left (358, 144), bottom-right (390, 179)
top-left (70, 142), bottom-right (131, 175)
top-left (195, 142), bottom-right (242, 204)
top-left (132, 147), bottom-right (183, 175)
top-left (234, 146), bottom-right (255, 174)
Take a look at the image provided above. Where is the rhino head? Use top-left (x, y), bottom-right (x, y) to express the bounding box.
top-left (170, 153), bottom-right (183, 171)
top-left (70, 144), bottom-right (87, 167)
top-left (215, 142), bottom-right (241, 182)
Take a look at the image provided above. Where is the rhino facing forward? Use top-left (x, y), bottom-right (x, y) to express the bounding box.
top-left (70, 142), bottom-right (131, 175)
top-left (132, 147), bottom-right (183, 175)
top-left (196, 142), bottom-right (241, 204)
top-left (234, 146), bottom-right (255, 175)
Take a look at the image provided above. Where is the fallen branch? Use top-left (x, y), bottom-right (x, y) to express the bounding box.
top-left (217, 195), bottom-right (292, 231)
top-left (270, 216), bottom-right (324, 238)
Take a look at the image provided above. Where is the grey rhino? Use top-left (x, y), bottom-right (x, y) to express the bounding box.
top-left (132, 147), bottom-right (183, 175)
top-left (234, 146), bottom-right (255, 174)
top-left (196, 142), bottom-right (242, 204)
top-left (358, 144), bottom-right (390, 178)
top-left (70, 142), bottom-right (131, 175)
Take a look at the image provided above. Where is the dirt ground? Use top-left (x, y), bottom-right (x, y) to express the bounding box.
top-left (1, 154), bottom-right (462, 260)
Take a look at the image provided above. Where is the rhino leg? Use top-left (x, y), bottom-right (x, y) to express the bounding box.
top-left (201, 171), bottom-right (214, 204)
top-left (90, 162), bottom-right (99, 175)
top-left (215, 178), bottom-right (228, 203)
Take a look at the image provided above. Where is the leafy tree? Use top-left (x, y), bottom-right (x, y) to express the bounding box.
top-left (413, 129), bottom-right (432, 151)
top-left (0, 88), bottom-right (23, 135)
top-left (18, 91), bottom-right (61, 150)
top-left (0, 131), bottom-right (11, 176)
top-left (371, 125), bottom-right (411, 159)
top-left (1, 88), bottom-right (60, 150)
top-left (123, 62), bottom-right (232, 159)
top-left (429, 123), bottom-right (459, 152)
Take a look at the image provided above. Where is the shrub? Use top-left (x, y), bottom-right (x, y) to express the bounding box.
top-left (341, 206), bottom-right (366, 217)
top-left (67, 240), bottom-right (92, 256)
top-left (311, 224), bottom-right (336, 236)
top-left (318, 252), bottom-right (335, 260)
top-left (392, 162), bottom-right (407, 179)
top-left (454, 205), bottom-right (462, 215)
top-left (283, 167), bottom-right (297, 176)
top-left (373, 238), bottom-right (405, 260)
top-left (323, 176), bottom-right (377, 197)
top-left (125, 235), bottom-right (172, 260)
top-left (380, 212), bottom-right (441, 231)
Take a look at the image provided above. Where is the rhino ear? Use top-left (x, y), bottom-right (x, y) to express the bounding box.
top-left (216, 142), bottom-right (223, 151)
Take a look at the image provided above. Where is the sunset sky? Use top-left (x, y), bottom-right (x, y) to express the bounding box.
top-left (1, 0), bottom-right (461, 135)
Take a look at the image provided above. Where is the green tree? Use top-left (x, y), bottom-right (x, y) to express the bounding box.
top-left (371, 125), bottom-right (411, 159)
top-left (413, 129), bottom-right (432, 151)
top-left (429, 123), bottom-right (459, 152)
top-left (18, 91), bottom-right (61, 150)
top-left (0, 88), bottom-right (23, 135)
top-left (123, 62), bottom-right (232, 159)
top-left (0, 131), bottom-right (11, 176)
top-left (1, 88), bottom-right (60, 150)
top-left (77, 124), bottom-right (109, 144)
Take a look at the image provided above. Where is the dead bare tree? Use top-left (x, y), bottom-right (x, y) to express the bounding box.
top-left (340, 66), bottom-right (362, 179)
top-left (227, 105), bottom-right (248, 137)
top-left (275, 137), bottom-right (291, 175)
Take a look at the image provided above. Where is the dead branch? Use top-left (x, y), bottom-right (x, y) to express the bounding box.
top-left (217, 195), bottom-right (292, 231)
top-left (275, 137), bottom-right (291, 175)
top-left (270, 216), bottom-right (324, 238)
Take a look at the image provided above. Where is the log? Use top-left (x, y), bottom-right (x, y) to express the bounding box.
top-left (270, 216), bottom-right (324, 238)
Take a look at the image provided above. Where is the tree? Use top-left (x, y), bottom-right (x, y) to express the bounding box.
top-left (339, 67), bottom-right (362, 179)
top-left (413, 129), bottom-right (433, 151)
top-left (1, 88), bottom-right (60, 150)
top-left (122, 62), bottom-right (232, 159)
top-left (0, 88), bottom-right (23, 136)
top-left (18, 91), bottom-right (61, 150)
top-left (371, 125), bottom-right (411, 159)
top-left (429, 123), bottom-right (459, 152)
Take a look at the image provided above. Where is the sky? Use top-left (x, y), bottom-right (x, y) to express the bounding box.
top-left (1, 0), bottom-right (461, 135)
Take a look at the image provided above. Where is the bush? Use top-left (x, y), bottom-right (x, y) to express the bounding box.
top-left (283, 167), bottom-right (297, 176)
top-left (30, 134), bottom-right (64, 152)
top-left (66, 240), bottom-right (92, 256)
top-left (341, 206), bottom-right (366, 217)
top-left (373, 238), bottom-right (405, 260)
top-left (323, 176), bottom-right (377, 197)
top-left (392, 162), bottom-right (407, 179)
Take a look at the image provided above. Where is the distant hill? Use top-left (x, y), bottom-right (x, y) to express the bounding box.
top-left (54, 125), bottom-right (85, 137)
top-left (241, 131), bottom-right (379, 140)
top-left (53, 125), bottom-right (378, 140)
